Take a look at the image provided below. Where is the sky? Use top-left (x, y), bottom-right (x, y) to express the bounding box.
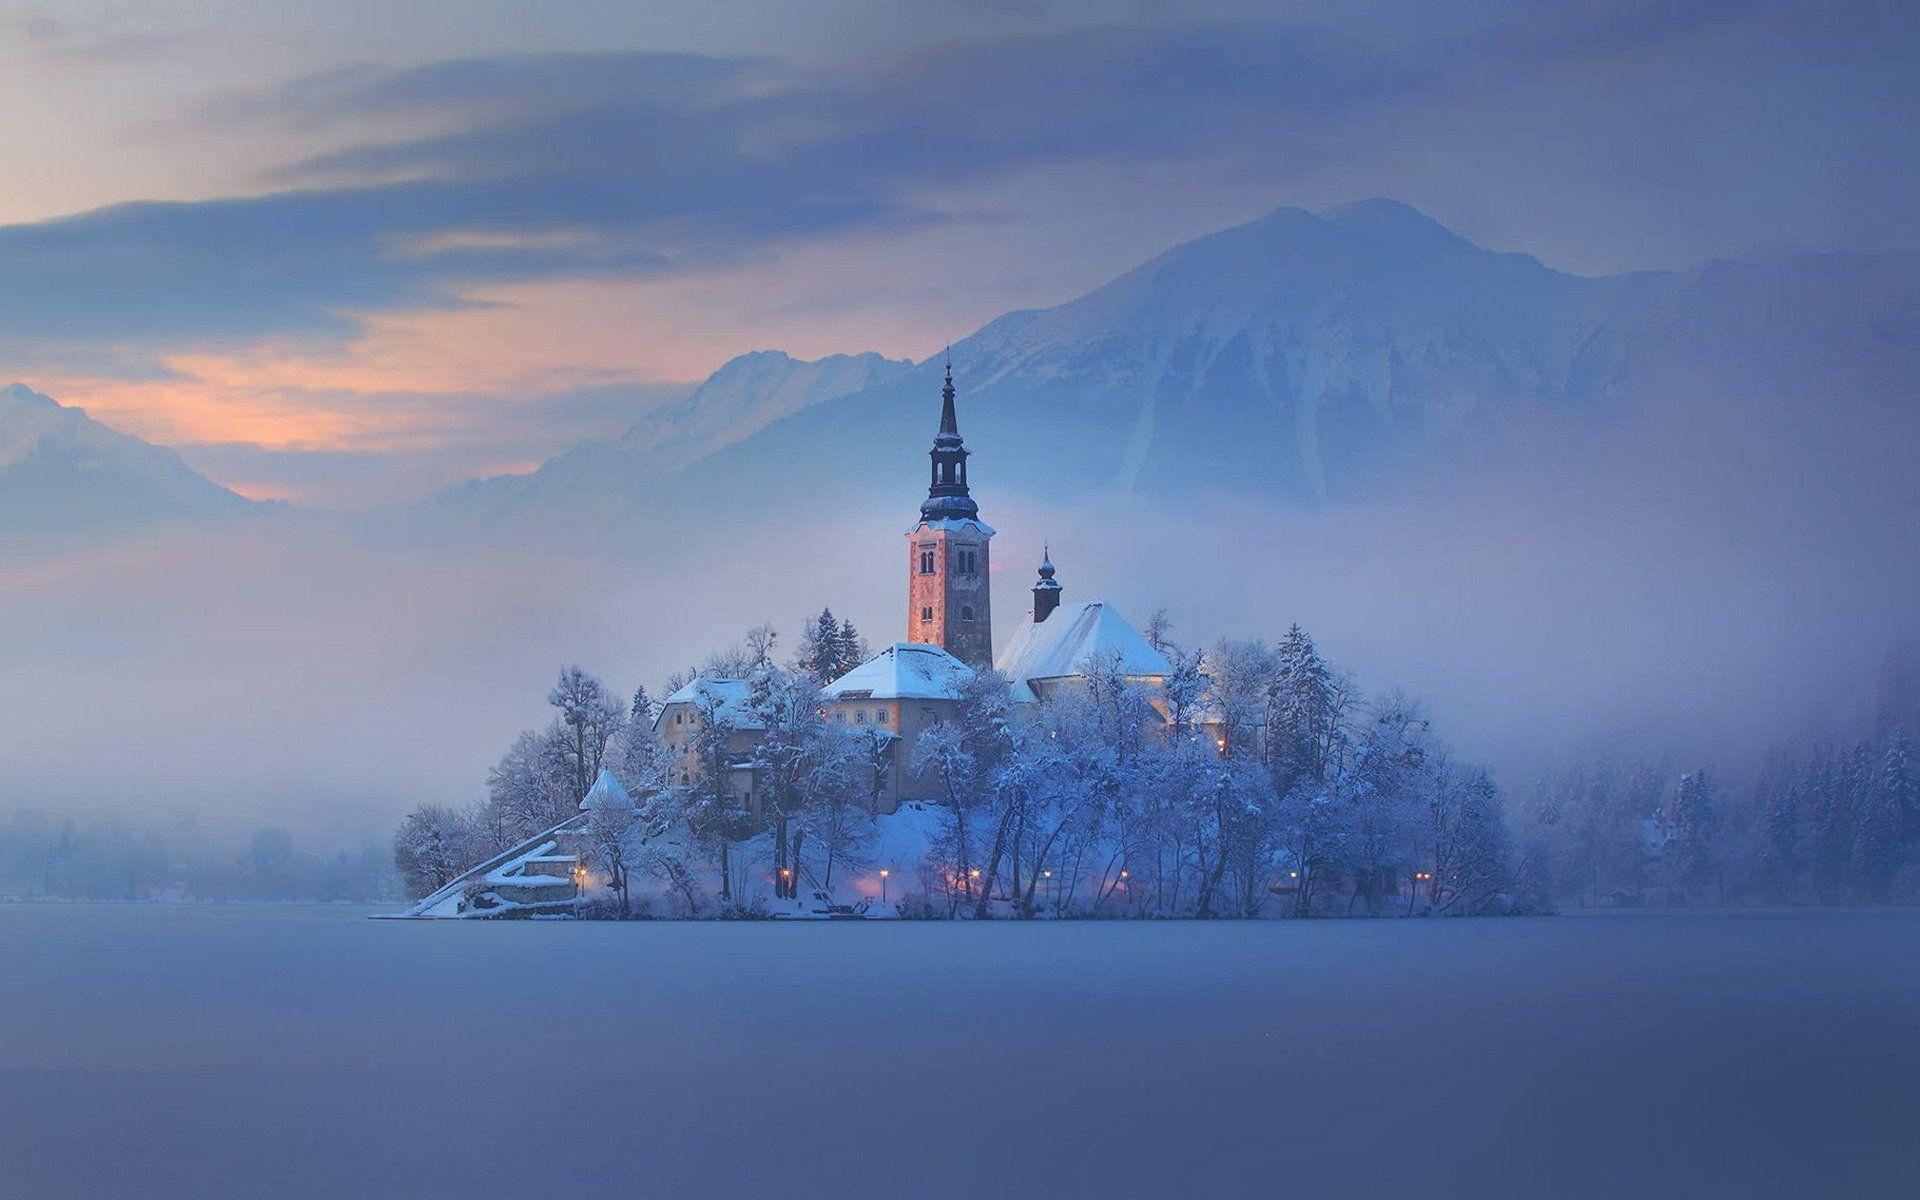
top-left (1, 0), bottom-right (1917, 836)
top-left (0, 0), bottom-right (1914, 505)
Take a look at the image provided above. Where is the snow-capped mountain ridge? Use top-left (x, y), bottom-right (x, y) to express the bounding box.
top-left (614, 349), bottom-right (912, 463)
top-left (0, 382), bottom-right (258, 548)
top-left (420, 349), bottom-right (910, 523)
top-left (630, 198), bottom-right (1681, 514)
top-left (411, 196), bottom-right (1920, 535)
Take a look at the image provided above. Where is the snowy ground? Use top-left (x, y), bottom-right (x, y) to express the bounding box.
top-left (2, 905), bottom-right (1917, 1199)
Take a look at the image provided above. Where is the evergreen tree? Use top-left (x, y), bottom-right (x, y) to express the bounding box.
top-left (1270, 624), bottom-right (1344, 790)
top-left (795, 609), bottom-right (867, 682)
top-left (1757, 773), bottom-right (1802, 900)
top-left (1806, 750), bottom-right (1851, 900)
top-left (796, 608), bottom-right (841, 682)
top-left (1883, 733), bottom-right (1917, 848)
top-left (615, 684), bottom-right (665, 793)
top-left (1851, 786), bottom-right (1903, 901)
top-left (1667, 770), bottom-right (1719, 904)
top-left (834, 619), bottom-right (868, 677)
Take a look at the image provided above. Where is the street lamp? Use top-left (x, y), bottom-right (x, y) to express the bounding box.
top-left (879, 868), bottom-right (890, 904)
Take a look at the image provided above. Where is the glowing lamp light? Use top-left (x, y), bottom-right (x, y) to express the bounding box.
top-left (969, 868), bottom-right (981, 879)
top-left (879, 869), bottom-right (890, 878)
top-left (779, 868), bottom-right (792, 878)
top-left (1119, 870), bottom-right (1130, 879)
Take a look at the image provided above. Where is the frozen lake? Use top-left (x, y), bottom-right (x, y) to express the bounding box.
top-left (2, 906), bottom-right (1916, 1199)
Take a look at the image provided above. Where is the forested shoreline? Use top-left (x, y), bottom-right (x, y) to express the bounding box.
top-left (0, 813), bottom-right (395, 903)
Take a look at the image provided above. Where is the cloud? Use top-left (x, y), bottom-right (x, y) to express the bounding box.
top-left (169, 378), bottom-right (694, 507)
top-left (0, 5), bottom-right (1787, 373)
top-left (5, 12), bottom-right (182, 63)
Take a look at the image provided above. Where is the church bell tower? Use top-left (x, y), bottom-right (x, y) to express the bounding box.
top-left (906, 359), bottom-right (994, 668)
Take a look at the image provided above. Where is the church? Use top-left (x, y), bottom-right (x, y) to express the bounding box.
top-left (656, 361), bottom-right (1176, 814)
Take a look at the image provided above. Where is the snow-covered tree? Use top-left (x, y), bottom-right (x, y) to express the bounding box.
top-left (1666, 770), bottom-right (1719, 904)
top-left (1142, 606), bottom-right (1176, 654)
top-left (547, 666), bottom-right (624, 804)
top-left (485, 726), bottom-right (576, 845)
top-left (393, 804), bottom-right (473, 898)
top-left (913, 721), bottom-right (978, 914)
top-left (614, 684), bottom-right (666, 795)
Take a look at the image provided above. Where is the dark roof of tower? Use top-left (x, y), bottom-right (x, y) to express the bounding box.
top-left (937, 356), bottom-right (960, 441)
top-left (1035, 544), bottom-right (1061, 590)
top-left (920, 357), bottom-right (979, 522)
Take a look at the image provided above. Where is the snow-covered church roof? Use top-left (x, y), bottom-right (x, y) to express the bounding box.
top-left (822, 642), bottom-right (972, 701)
top-left (995, 601), bottom-right (1173, 687)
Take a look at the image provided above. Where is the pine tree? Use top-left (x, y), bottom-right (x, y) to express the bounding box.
top-left (795, 609), bottom-right (866, 682)
top-left (1806, 751), bottom-right (1850, 900)
top-left (796, 608), bottom-right (840, 682)
top-left (1758, 775), bottom-right (1802, 900)
top-left (1270, 624), bottom-right (1339, 790)
top-left (616, 684), bottom-right (664, 792)
top-left (1883, 733), bottom-right (1917, 849)
top-left (1667, 770), bottom-right (1719, 904)
top-left (1852, 786), bottom-right (1903, 901)
top-left (834, 619), bottom-right (868, 677)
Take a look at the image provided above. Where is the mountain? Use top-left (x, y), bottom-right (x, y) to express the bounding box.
top-left (614, 350), bottom-right (914, 466)
top-left (421, 199), bottom-right (1666, 533)
top-left (425, 350), bottom-right (911, 524)
top-left (0, 383), bottom-right (260, 549)
top-left (417, 197), bottom-right (1920, 535)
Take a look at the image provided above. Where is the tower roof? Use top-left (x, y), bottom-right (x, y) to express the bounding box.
top-left (1035, 544), bottom-right (1061, 590)
top-left (920, 358), bottom-right (979, 522)
top-left (936, 356), bottom-right (959, 440)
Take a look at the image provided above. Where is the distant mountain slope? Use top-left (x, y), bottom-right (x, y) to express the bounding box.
top-left (651, 199), bottom-right (1665, 515)
top-left (0, 383), bottom-right (261, 548)
top-left (616, 350), bottom-right (913, 465)
top-left (424, 350), bottom-right (911, 524)
top-left (414, 198), bottom-right (1920, 538)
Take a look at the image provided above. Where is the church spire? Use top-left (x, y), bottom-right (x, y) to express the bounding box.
top-left (1032, 544), bottom-right (1063, 623)
top-left (920, 355), bottom-right (977, 522)
top-left (938, 353), bottom-right (959, 439)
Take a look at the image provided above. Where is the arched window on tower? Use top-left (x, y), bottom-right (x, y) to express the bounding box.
top-left (961, 605), bottom-right (974, 621)
top-left (920, 606), bottom-right (933, 623)
top-left (919, 548), bottom-right (935, 574)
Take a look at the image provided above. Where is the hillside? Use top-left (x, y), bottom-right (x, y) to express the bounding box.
top-left (0, 383), bottom-right (261, 549)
